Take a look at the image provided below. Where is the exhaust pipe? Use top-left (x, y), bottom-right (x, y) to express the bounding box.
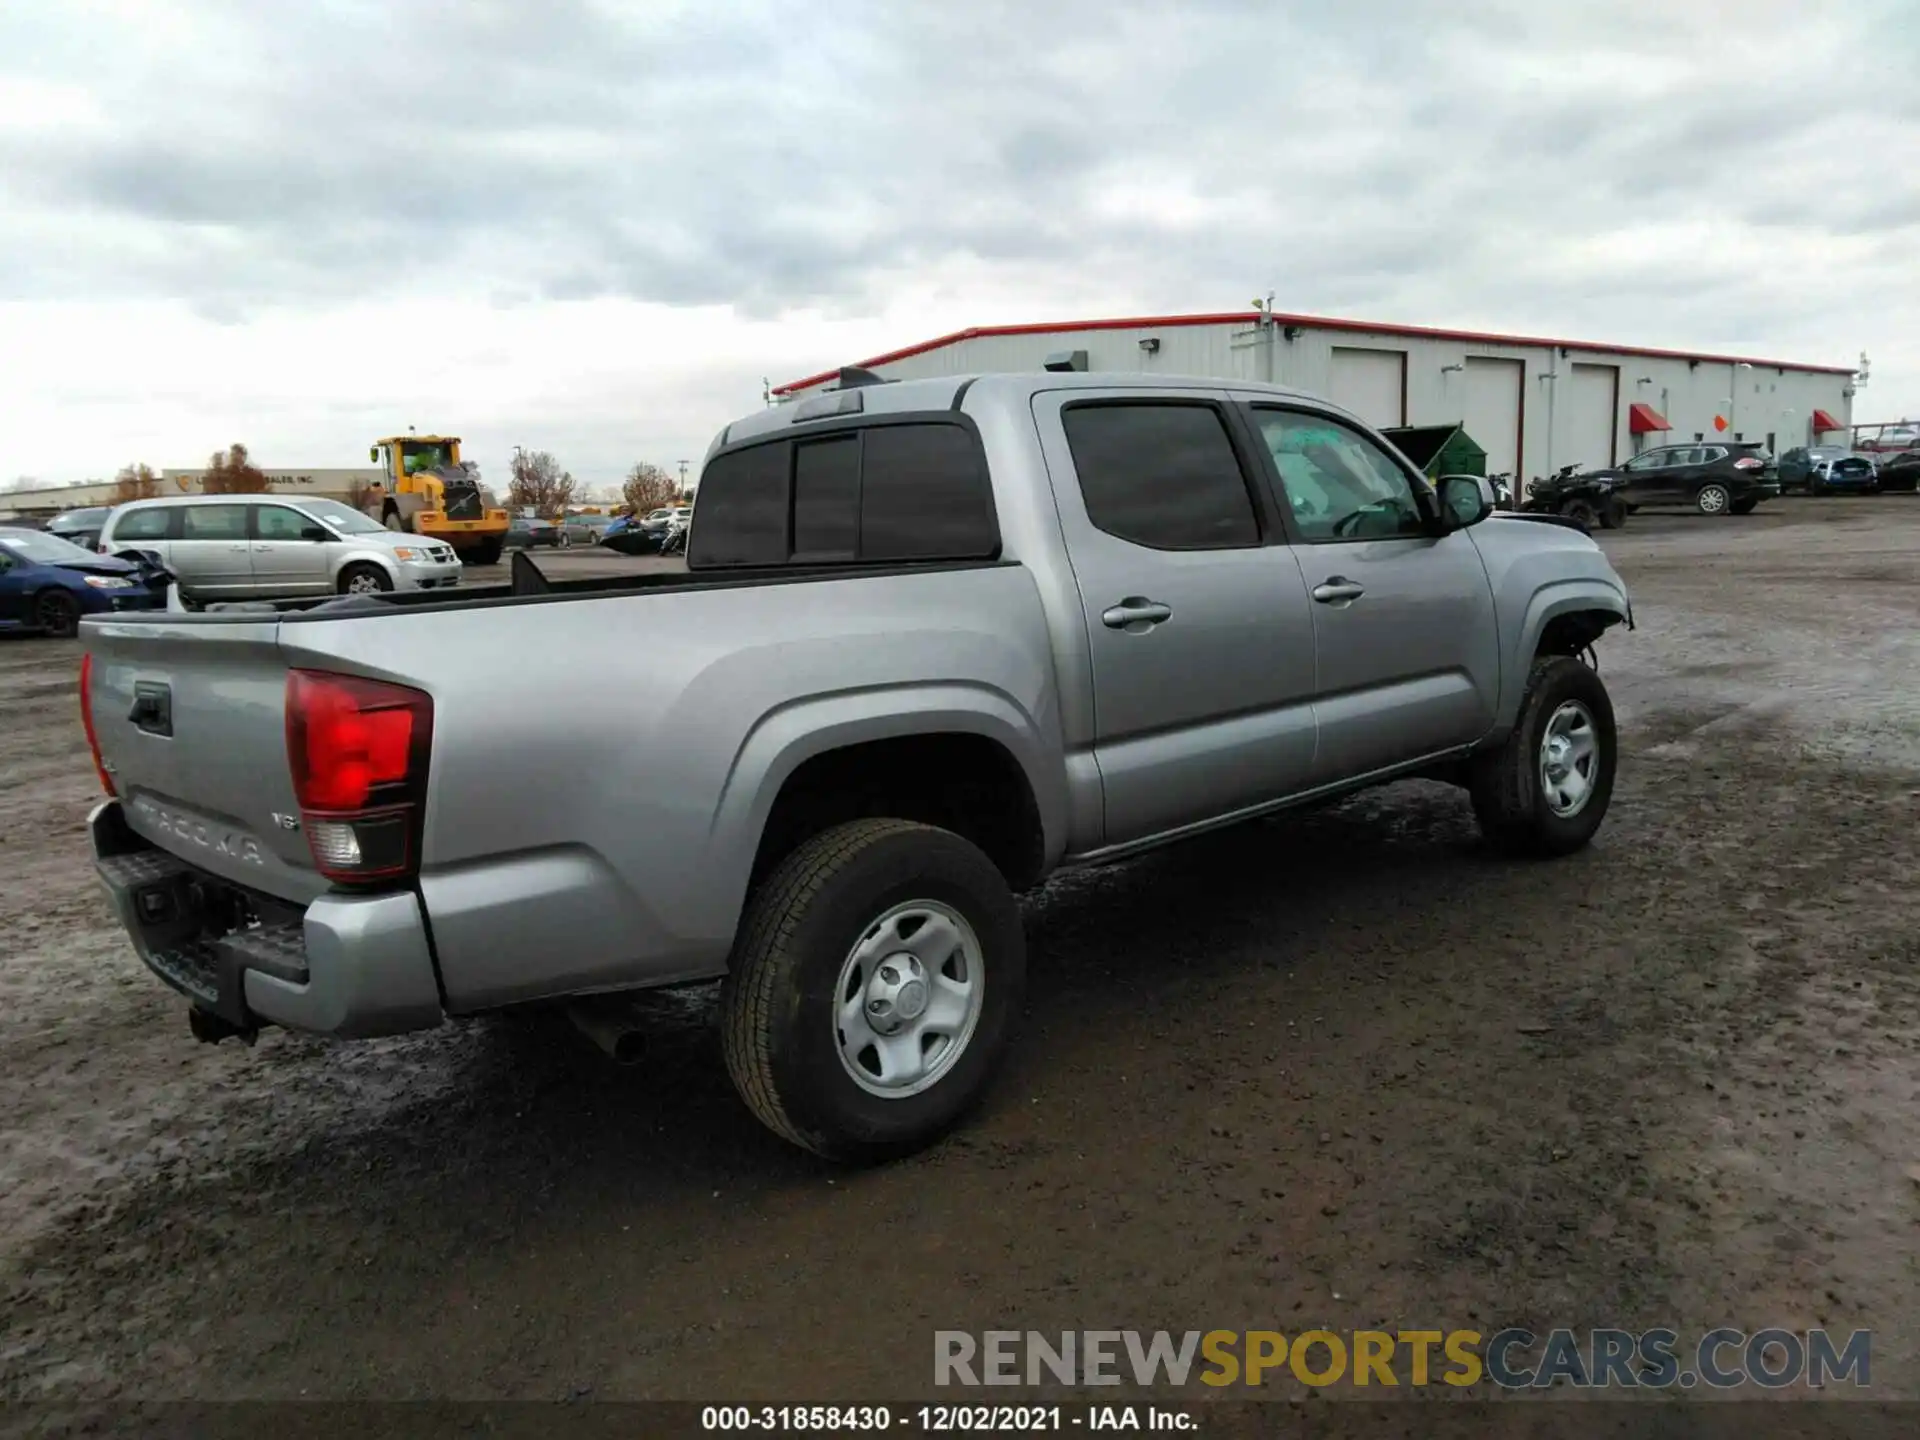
top-left (567, 1001), bottom-right (647, 1065)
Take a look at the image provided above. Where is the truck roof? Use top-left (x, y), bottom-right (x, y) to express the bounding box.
top-left (716, 371), bottom-right (1340, 453)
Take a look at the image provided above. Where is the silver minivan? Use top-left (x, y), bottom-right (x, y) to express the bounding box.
top-left (98, 495), bottom-right (462, 601)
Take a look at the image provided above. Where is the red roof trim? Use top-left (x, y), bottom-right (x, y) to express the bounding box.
top-left (772, 311), bottom-right (1856, 394)
top-left (1810, 408), bottom-right (1844, 432)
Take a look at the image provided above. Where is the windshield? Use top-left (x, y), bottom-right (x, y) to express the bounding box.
top-left (48, 508), bottom-right (108, 530)
top-left (300, 498), bottom-right (387, 535)
top-left (0, 529), bottom-right (101, 564)
top-left (400, 441), bottom-right (458, 475)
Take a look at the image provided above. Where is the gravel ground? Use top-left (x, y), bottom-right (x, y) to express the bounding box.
top-left (1, 497), bottom-right (1916, 1403)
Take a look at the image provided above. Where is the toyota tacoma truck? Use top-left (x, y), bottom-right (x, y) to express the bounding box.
top-left (79, 372), bottom-right (1632, 1161)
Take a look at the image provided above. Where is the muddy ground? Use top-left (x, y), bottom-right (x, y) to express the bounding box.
top-left (2, 497), bottom-right (1916, 1404)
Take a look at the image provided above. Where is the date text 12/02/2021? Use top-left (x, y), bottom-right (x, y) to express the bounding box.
top-left (701, 1406), bottom-right (1194, 1431)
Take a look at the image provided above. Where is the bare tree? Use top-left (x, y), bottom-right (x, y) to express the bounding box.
top-left (202, 443), bottom-right (272, 495)
top-left (111, 463), bottom-right (162, 504)
top-left (621, 461), bottom-right (677, 515)
top-left (507, 448), bottom-right (575, 517)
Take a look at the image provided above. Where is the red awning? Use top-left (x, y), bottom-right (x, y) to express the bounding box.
top-left (1628, 403), bottom-right (1671, 435)
top-left (1811, 409), bottom-right (1844, 433)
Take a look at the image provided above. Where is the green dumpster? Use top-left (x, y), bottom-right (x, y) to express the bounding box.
top-left (1379, 424), bottom-right (1487, 480)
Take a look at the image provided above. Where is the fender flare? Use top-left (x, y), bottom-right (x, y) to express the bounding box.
top-left (698, 683), bottom-right (1067, 933)
top-left (1498, 580), bottom-right (1632, 730)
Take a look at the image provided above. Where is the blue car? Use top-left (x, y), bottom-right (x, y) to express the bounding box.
top-left (0, 527), bottom-right (168, 637)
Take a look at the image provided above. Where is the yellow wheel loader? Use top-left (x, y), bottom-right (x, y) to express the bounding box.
top-left (362, 435), bottom-right (511, 566)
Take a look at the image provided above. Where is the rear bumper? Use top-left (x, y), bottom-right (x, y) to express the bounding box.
top-left (90, 799), bottom-right (443, 1038)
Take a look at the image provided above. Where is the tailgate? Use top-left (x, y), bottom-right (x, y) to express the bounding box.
top-left (84, 616), bottom-right (326, 905)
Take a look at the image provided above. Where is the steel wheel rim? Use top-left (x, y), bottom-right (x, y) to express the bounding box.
top-left (1699, 485), bottom-right (1728, 514)
top-left (834, 899), bottom-right (985, 1099)
top-left (345, 572), bottom-right (382, 594)
top-left (1539, 700), bottom-right (1600, 818)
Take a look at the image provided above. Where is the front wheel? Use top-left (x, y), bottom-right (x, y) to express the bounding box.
top-left (1562, 499), bottom-right (1599, 529)
top-left (1468, 656), bottom-right (1617, 858)
top-left (337, 562), bottom-right (392, 596)
top-left (1597, 498), bottom-right (1627, 529)
top-left (466, 538), bottom-right (503, 566)
top-left (721, 819), bottom-right (1025, 1162)
top-left (1695, 483), bottom-right (1732, 516)
top-left (34, 589), bottom-right (81, 638)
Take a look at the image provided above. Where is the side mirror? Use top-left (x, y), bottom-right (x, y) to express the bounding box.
top-left (300, 525), bottom-right (332, 542)
top-left (1436, 474), bottom-right (1495, 531)
top-left (369, 447), bottom-right (379, 463)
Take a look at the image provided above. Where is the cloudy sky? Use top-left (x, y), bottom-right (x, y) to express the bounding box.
top-left (2, 0), bottom-right (1913, 491)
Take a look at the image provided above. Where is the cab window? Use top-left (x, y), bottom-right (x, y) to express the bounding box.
top-left (1252, 410), bottom-right (1427, 542)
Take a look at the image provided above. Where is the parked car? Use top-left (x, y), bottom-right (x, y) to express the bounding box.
top-left (1805, 452), bottom-right (1880, 495)
top-left (600, 518), bottom-right (670, 556)
top-left (1532, 442), bottom-right (1779, 521)
top-left (1873, 450), bottom-right (1920, 493)
top-left (1856, 423), bottom-right (1920, 454)
top-left (97, 494), bottom-right (463, 601)
top-left (47, 506), bottom-right (112, 550)
top-left (504, 517), bottom-right (563, 549)
top-left (1778, 446), bottom-right (1851, 492)
top-left (0, 527), bottom-right (167, 636)
top-left (559, 514), bottom-right (614, 546)
top-left (79, 371), bottom-right (1632, 1161)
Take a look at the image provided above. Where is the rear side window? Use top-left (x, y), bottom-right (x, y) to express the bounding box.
top-left (113, 507), bottom-right (174, 541)
top-left (1061, 403), bottom-right (1260, 550)
top-left (690, 420), bottom-right (997, 569)
top-left (180, 505), bottom-right (248, 540)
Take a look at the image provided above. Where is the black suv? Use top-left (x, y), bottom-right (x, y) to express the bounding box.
top-left (1527, 441), bottom-right (1778, 524)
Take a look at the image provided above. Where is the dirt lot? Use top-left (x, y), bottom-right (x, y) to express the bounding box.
top-left (2, 498), bottom-right (1916, 1403)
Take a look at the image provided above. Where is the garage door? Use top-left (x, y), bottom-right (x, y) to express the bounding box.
top-left (1463, 357), bottom-right (1523, 483)
top-left (1328, 348), bottom-right (1405, 428)
top-left (1565, 363), bottom-right (1619, 472)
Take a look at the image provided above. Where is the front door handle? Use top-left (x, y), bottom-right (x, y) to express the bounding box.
top-left (1101, 597), bottom-right (1173, 631)
top-left (1311, 577), bottom-right (1366, 605)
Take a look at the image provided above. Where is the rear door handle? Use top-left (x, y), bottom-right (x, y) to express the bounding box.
top-left (1101, 597), bottom-right (1173, 631)
top-left (1311, 577), bottom-right (1366, 604)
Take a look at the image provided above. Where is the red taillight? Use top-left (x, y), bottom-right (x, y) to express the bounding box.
top-left (78, 653), bottom-right (117, 796)
top-left (1733, 456), bottom-right (1762, 470)
top-left (285, 670), bottom-right (433, 883)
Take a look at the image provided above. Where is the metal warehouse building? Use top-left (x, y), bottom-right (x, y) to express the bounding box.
top-left (773, 311), bottom-right (1858, 497)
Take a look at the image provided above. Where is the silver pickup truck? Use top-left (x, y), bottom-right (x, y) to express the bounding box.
top-left (80, 372), bottom-right (1632, 1161)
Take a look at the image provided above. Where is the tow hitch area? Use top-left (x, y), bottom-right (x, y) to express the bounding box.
top-left (188, 1006), bottom-right (258, 1047)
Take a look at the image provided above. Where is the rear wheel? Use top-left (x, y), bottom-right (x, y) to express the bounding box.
top-left (1695, 482), bottom-right (1731, 516)
top-left (721, 819), bottom-right (1025, 1162)
top-left (467, 538), bottom-right (503, 566)
top-left (34, 589), bottom-right (80, 638)
top-left (1597, 498), bottom-right (1626, 529)
top-left (1469, 656), bottom-right (1617, 858)
top-left (337, 562), bottom-right (392, 595)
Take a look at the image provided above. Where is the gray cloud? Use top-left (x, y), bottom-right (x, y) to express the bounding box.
top-left (0, 0), bottom-right (1914, 422)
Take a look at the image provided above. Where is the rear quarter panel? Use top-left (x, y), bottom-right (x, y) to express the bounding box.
top-left (284, 564), bottom-right (1067, 1009)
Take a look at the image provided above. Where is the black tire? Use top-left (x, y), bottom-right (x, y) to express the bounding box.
top-left (1596, 499), bottom-right (1625, 530)
top-left (1695, 482), bottom-right (1732, 516)
top-left (721, 818), bottom-right (1025, 1162)
top-left (1729, 498), bottom-right (1758, 515)
top-left (466, 538), bottom-right (503, 566)
top-left (382, 505), bottom-right (410, 533)
top-left (1468, 656), bottom-right (1617, 858)
top-left (1561, 499), bottom-right (1599, 529)
top-left (34, 589), bottom-right (81, 638)
top-left (337, 562), bottom-right (392, 595)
